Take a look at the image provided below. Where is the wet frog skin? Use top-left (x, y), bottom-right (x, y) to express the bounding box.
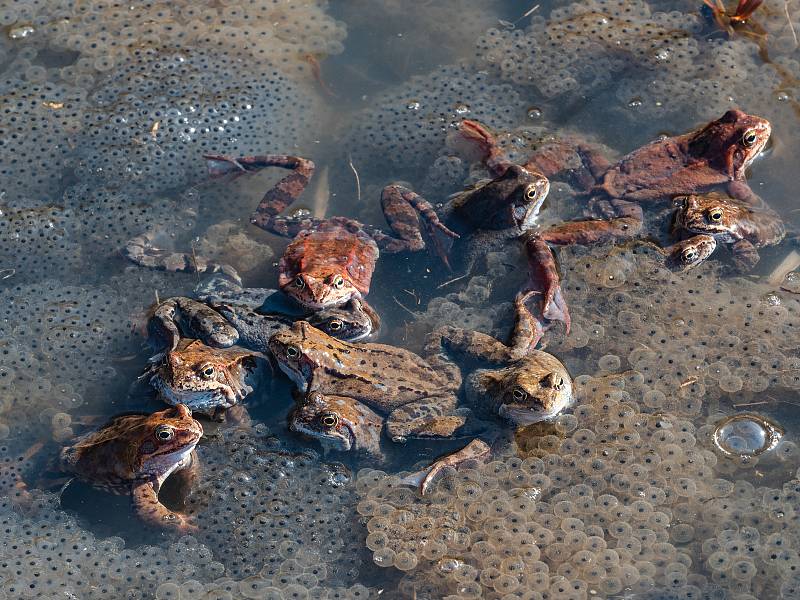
top-left (674, 192), bottom-right (786, 270)
top-left (58, 404), bottom-right (202, 533)
top-left (269, 321), bottom-right (468, 442)
top-left (149, 339), bottom-right (267, 419)
top-left (289, 391), bottom-right (384, 459)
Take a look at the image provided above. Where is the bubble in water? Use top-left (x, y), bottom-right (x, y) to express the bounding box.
top-left (713, 413), bottom-right (783, 458)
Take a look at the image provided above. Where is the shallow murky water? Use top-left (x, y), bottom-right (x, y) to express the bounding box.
top-left (1, 1), bottom-right (800, 598)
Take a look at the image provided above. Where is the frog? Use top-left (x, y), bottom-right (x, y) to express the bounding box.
top-left (269, 320), bottom-right (470, 443)
top-left (58, 404), bottom-right (202, 533)
top-left (672, 191), bottom-right (786, 270)
top-left (527, 109), bottom-right (772, 253)
top-left (148, 339), bottom-right (268, 419)
top-left (289, 391), bottom-right (384, 459)
top-left (148, 279), bottom-right (377, 356)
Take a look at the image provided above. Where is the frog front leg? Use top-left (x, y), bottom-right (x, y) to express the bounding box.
top-left (131, 479), bottom-right (197, 533)
top-left (520, 233), bottom-right (571, 342)
top-left (730, 239), bottom-right (760, 271)
top-left (148, 297), bottom-right (239, 355)
top-left (384, 395), bottom-right (471, 443)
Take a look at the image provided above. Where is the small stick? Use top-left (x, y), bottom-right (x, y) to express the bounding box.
top-left (733, 401), bottom-right (769, 407)
top-left (348, 154), bottom-right (361, 202)
top-left (437, 273), bottom-right (469, 289)
top-left (190, 242), bottom-right (201, 283)
top-left (767, 249), bottom-right (800, 286)
top-left (392, 296), bottom-right (418, 318)
top-left (785, 1), bottom-right (799, 48)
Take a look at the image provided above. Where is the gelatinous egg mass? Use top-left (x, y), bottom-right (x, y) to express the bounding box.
top-left (713, 413), bottom-right (784, 458)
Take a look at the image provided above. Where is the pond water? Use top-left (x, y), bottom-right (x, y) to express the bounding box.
top-left (1, 0), bottom-right (800, 598)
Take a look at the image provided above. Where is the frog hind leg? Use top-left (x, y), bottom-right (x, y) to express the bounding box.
top-left (401, 438), bottom-right (492, 495)
top-left (385, 398), bottom-right (470, 443)
top-left (521, 234), bottom-right (571, 338)
top-left (131, 480), bottom-right (198, 533)
top-left (731, 239), bottom-right (760, 271)
top-left (123, 231), bottom-right (243, 284)
top-left (378, 185), bottom-right (459, 265)
top-left (203, 154), bottom-right (316, 237)
top-left (456, 120), bottom-right (513, 178)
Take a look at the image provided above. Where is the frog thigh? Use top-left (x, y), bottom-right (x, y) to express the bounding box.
top-left (385, 397), bottom-right (469, 442)
top-left (731, 239), bottom-right (759, 271)
top-left (131, 480), bottom-right (197, 533)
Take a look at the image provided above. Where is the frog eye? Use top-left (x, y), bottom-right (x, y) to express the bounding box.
top-left (320, 413), bottom-right (339, 428)
top-left (154, 425), bottom-right (175, 441)
top-left (327, 319), bottom-right (343, 331)
top-left (512, 387), bottom-right (528, 402)
top-left (708, 209), bottom-right (724, 222)
top-left (741, 128), bottom-right (759, 147)
top-left (294, 276), bottom-right (305, 288)
top-left (524, 183), bottom-right (542, 201)
top-left (285, 345), bottom-right (300, 359)
top-left (332, 275), bottom-right (345, 289)
top-left (199, 364), bottom-right (215, 379)
top-left (683, 248), bottom-right (698, 262)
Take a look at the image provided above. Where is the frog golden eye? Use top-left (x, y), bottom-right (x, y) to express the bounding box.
top-left (294, 276), bottom-right (305, 288)
top-left (708, 209), bottom-right (723, 222)
top-left (285, 345), bottom-right (300, 359)
top-left (327, 319), bottom-right (343, 331)
top-left (320, 413), bottom-right (339, 428)
top-left (683, 249), bottom-right (698, 262)
top-left (155, 425), bottom-right (174, 441)
top-left (199, 364), bottom-right (215, 379)
top-left (741, 128), bottom-right (758, 147)
top-left (512, 387), bottom-right (528, 402)
top-left (524, 183), bottom-right (541, 201)
top-left (332, 275), bottom-right (345, 289)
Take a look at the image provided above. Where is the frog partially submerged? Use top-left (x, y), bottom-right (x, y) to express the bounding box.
top-left (148, 339), bottom-right (267, 419)
top-left (58, 404), bottom-right (202, 533)
top-left (149, 279), bottom-right (376, 356)
top-left (529, 110), bottom-right (773, 266)
top-left (271, 321), bottom-right (469, 443)
top-left (673, 191), bottom-right (786, 270)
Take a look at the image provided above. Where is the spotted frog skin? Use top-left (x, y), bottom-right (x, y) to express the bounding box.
top-left (289, 391), bottom-right (384, 458)
top-left (270, 321), bottom-right (468, 442)
top-left (149, 280), bottom-right (376, 356)
top-left (58, 404), bottom-right (202, 533)
top-left (674, 192), bottom-right (786, 270)
top-left (531, 110), bottom-right (772, 250)
top-left (149, 339), bottom-right (267, 419)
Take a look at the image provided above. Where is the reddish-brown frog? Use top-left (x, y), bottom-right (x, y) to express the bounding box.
top-left (673, 191), bottom-right (786, 270)
top-left (529, 109), bottom-right (772, 248)
top-left (58, 404), bottom-right (202, 533)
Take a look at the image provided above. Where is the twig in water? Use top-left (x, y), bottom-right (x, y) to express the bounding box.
top-left (785, 0), bottom-right (799, 48)
top-left (348, 154), bottom-right (361, 202)
top-left (190, 242), bottom-right (201, 283)
top-left (155, 289), bottom-right (160, 305)
top-left (393, 296), bottom-right (418, 318)
top-left (437, 273), bottom-right (469, 289)
top-left (402, 288), bottom-right (421, 305)
top-left (733, 401), bottom-right (768, 408)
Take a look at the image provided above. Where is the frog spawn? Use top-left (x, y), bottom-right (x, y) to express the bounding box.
top-left (356, 372), bottom-right (800, 599)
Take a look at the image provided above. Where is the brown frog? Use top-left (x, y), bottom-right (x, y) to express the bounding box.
top-left (148, 339), bottom-right (267, 419)
top-left (289, 391), bottom-right (384, 459)
top-left (673, 192), bottom-right (786, 270)
top-left (529, 109), bottom-right (772, 249)
top-left (270, 321), bottom-right (468, 443)
top-left (58, 404), bottom-right (202, 533)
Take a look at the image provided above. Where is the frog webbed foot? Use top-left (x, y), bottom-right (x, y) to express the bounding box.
top-left (123, 231), bottom-right (242, 284)
top-left (379, 185), bottom-right (459, 264)
top-left (385, 402), bottom-right (471, 443)
top-left (401, 439), bottom-right (492, 496)
top-left (132, 481), bottom-right (198, 533)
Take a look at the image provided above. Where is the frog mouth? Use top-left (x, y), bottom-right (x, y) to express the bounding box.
top-left (290, 420), bottom-right (354, 452)
top-left (499, 403), bottom-right (558, 426)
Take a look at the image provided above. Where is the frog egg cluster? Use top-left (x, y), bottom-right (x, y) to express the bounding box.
top-left (474, 0), bottom-right (701, 99)
top-left (554, 244), bottom-right (800, 407)
top-left (0, 488), bottom-right (229, 599)
top-left (6, 0), bottom-right (345, 82)
top-left (184, 425), bottom-right (375, 592)
top-left (73, 46), bottom-right (323, 195)
top-left (0, 71), bottom-right (88, 204)
top-left (345, 64), bottom-right (525, 185)
top-left (354, 369), bottom-right (799, 599)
